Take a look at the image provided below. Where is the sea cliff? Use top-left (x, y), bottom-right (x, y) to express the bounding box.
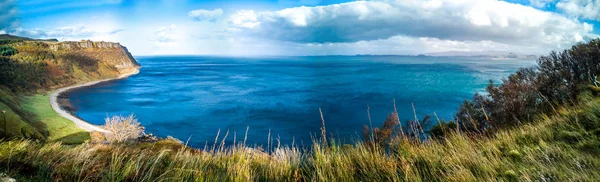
top-left (0, 35), bottom-right (140, 140)
top-left (10, 39), bottom-right (140, 88)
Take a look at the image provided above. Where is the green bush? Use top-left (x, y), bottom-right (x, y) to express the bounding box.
top-left (0, 46), bottom-right (17, 56)
top-left (430, 121), bottom-right (457, 138)
top-left (0, 57), bottom-right (48, 91)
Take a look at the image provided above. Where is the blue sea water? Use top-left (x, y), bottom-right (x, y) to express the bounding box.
top-left (68, 56), bottom-right (535, 147)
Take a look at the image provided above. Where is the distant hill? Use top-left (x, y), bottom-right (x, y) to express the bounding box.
top-left (425, 50), bottom-right (539, 60)
top-left (0, 34), bottom-right (58, 42)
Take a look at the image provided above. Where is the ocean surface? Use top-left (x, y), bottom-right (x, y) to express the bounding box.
top-left (68, 56), bottom-right (535, 147)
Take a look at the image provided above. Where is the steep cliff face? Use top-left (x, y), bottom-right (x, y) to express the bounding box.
top-left (8, 40), bottom-right (140, 89)
top-left (47, 40), bottom-right (140, 77)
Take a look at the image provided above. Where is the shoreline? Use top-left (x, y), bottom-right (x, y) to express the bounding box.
top-left (49, 69), bottom-right (140, 133)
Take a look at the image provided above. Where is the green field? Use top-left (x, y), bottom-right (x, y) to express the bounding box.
top-left (0, 89), bottom-right (89, 144)
top-left (21, 94), bottom-right (90, 144)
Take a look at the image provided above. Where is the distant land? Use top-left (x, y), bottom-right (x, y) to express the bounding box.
top-left (0, 34), bottom-right (59, 42)
top-left (424, 50), bottom-right (540, 60)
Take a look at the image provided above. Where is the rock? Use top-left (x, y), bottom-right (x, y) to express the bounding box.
top-left (139, 133), bottom-right (159, 143)
top-left (48, 40), bottom-right (123, 51)
top-left (166, 136), bottom-right (183, 144)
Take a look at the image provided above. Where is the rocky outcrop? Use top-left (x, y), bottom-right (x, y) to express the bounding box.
top-left (7, 39), bottom-right (140, 90)
top-left (43, 40), bottom-right (140, 76)
top-left (48, 40), bottom-right (123, 51)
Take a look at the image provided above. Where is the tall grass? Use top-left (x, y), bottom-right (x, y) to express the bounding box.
top-left (1, 96), bottom-right (600, 181)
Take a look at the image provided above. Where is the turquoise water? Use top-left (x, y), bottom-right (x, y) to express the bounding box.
top-left (68, 56), bottom-right (535, 147)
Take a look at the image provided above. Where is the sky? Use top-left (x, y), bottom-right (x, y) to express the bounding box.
top-left (1, 0), bottom-right (599, 56)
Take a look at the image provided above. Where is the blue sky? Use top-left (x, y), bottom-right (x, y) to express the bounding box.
top-left (1, 0), bottom-right (599, 56)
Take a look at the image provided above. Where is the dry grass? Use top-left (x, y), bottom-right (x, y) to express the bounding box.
top-left (1, 98), bottom-right (600, 181)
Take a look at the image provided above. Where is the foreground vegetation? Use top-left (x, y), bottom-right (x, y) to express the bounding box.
top-left (1, 93), bottom-right (600, 181)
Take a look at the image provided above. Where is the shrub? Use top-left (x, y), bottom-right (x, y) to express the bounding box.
top-left (452, 39), bottom-right (600, 134)
top-left (363, 112), bottom-right (399, 147)
top-left (0, 46), bottom-right (17, 56)
top-left (102, 115), bottom-right (144, 143)
top-left (90, 131), bottom-right (106, 143)
top-left (455, 94), bottom-right (491, 132)
top-left (486, 68), bottom-right (545, 127)
top-left (429, 121), bottom-right (457, 138)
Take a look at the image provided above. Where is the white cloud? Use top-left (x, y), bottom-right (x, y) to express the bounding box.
top-left (188, 9), bottom-right (223, 22)
top-left (0, 0), bottom-right (19, 32)
top-left (228, 0), bottom-right (596, 51)
top-left (229, 10), bottom-right (260, 29)
top-left (529, 0), bottom-right (555, 8)
top-left (556, 0), bottom-right (600, 20)
top-left (151, 25), bottom-right (178, 46)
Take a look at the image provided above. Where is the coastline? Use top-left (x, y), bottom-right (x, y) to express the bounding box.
top-left (49, 69), bottom-right (140, 133)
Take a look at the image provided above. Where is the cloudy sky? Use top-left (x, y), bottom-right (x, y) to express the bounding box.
top-left (1, 0), bottom-right (599, 56)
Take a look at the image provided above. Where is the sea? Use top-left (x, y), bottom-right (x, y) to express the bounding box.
top-left (68, 56), bottom-right (536, 147)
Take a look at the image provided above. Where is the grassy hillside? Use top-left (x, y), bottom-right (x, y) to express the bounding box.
top-left (0, 35), bottom-right (139, 143)
top-left (0, 93), bottom-right (599, 181)
top-left (21, 95), bottom-right (90, 144)
top-left (0, 88), bottom-right (89, 143)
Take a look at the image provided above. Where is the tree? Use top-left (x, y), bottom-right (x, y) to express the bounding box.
top-left (103, 115), bottom-right (144, 143)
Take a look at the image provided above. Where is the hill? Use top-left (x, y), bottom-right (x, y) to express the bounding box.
top-left (425, 50), bottom-right (539, 60)
top-left (0, 35), bottom-right (139, 142)
top-left (0, 34), bottom-right (58, 42)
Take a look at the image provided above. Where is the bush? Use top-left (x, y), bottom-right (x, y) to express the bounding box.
top-left (102, 115), bottom-right (144, 143)
top-left (363, 112), bottom-right (399, 147)
top-left (0, 57), bottom-right (48, 91)
top-left (429, 121), bottom-right (457, 138)
top-left (453, 39), bottom-right (600, 134)
top-left (90, 131), bottom-right (106, 143)
top-left (0, 46), bottom-right (17, 56)
top-left (455, 94), bottom-right (491, 132)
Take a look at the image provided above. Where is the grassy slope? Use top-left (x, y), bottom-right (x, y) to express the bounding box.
top-left (0, 91), bottom-right (89, 144)
top-left (1, 95), bottom-right (599, 181)
top-left (21, 94), bottom-right (90, 144)
top-left (0, 88), bottom-right (45, 140)
top-left (0, 102), bottom-right (38, 139)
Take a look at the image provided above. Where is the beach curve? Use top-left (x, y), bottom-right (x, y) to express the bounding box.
top-left (49, 69), bottom-right (140, 133)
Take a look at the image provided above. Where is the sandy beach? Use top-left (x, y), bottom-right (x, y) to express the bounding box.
top-left (49, 69), bottom-right (140, 133)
